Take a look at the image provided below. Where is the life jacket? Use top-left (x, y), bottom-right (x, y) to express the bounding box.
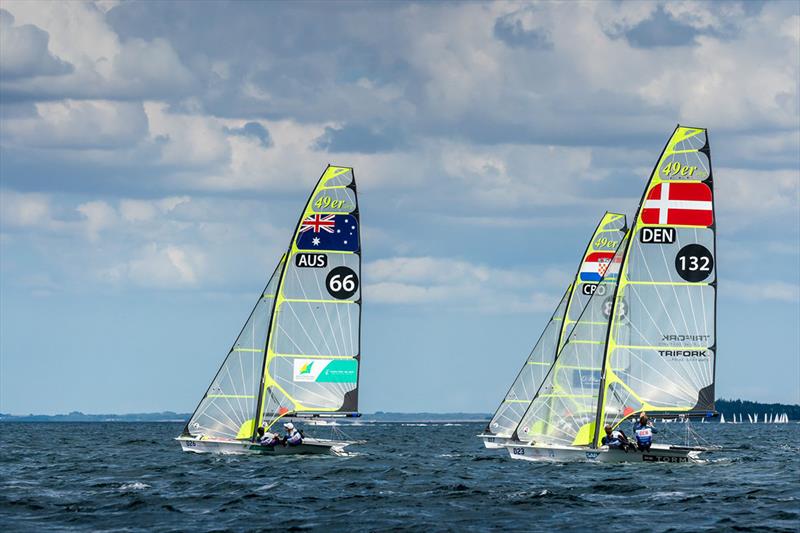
top-left (634, 423), bottom-right (653, 445)
top-left (286, 429), bottom-right (303, 446)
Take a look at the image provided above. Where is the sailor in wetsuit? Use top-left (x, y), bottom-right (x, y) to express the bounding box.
top-left (601, 423), bottom-right (631, 451)
top-left (632, 412), bottom-right (658, 451)
top-left (282, 422), bottom-right (303, 446)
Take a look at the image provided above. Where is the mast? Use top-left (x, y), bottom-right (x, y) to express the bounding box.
top-left (251, 166), bottom-right (331, 440)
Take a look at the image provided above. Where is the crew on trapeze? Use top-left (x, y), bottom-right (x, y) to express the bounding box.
top-left (255, 422), bottom-right (303, 447)
top-left (632, 412), bottom-right (658, 451)
top-left (601, 423), bottom-right (632, 452)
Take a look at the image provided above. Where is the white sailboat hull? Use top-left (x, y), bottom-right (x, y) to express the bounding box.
top-left (176, 436), bottom-right (352, 456)
top-left (477, 434), bottom-right (512, 449)
top-left (504, 442), bottom-right (705, 464)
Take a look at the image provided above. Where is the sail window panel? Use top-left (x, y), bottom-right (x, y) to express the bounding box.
top-left (610, 346), bottom-right (715, 411)
top-left (626, 228), bottom-right (715, 284)
top-left (271, 301), bottom-right (360, 357)
top-left (324, 168), bottom-right (354, 187)
top-left (615, 284), bottom-right (715, 348)
top-left (310, 188), bottom-right (357, 214)
top-left (233, 295), bottom-right (273, 353)
top-left (268, 356), bottom-right (357, 410)
top-left (282, 253), bottom-right (360, 302)
top-left (566, 289), bottom-right (592, 322)
top-left (657, 149), bottom-right (711, 182)
top-left (260, 385), bottom-right (295, 428)
top-left (188, 350), bottom-right (261, 440)
top-left (487, 304), bottom-right (563, 438)
top-left (602, 382), bottom-right (644, 430)
top-left (516, 340), bottom-right (605, 446)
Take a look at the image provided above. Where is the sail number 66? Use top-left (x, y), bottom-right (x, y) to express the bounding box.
top-left (326, 266), bottom-right (359, 299)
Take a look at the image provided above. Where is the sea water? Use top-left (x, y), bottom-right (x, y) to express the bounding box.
top-left (1, 422), bottom-right (798, 531)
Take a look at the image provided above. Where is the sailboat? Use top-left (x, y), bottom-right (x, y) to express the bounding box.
top-left (478, 213), bottom-right (627, 449)
top-left (177, 165), bottom-right (363, 455)
top-left (505, 125), bottom-right (717, 463)
top-left (720, 413), bottom-right (726, 424)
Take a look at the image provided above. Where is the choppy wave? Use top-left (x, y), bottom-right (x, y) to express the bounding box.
top-left (1, 422), bottom-right (798, 531)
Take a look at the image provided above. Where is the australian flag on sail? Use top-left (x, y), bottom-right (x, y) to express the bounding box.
top-left (296, 214), bottom-right (359, 252)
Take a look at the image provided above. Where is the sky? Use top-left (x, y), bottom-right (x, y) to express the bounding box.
top-left (1, 0), bottom-right (798, 415)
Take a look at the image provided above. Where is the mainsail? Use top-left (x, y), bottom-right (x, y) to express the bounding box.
top-left (484, 213), bottom-right (627, 439)
top-left (184, 165), bottom-right (361, 441)
top-left (513, 125), bottom-right (716, 449)
top-left (592, 126), bottom-right (715, 446)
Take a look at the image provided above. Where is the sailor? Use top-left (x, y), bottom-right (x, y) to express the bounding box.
top-left (632, 412), bottom-right (658, 451)
top-left (283, 422), bottom-right (303, 446)
top-left (601, 423), bottom-right (631, 451)
top-left (256, 426), bottom-right (281, 447)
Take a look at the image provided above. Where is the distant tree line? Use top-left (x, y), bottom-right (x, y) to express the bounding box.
top-left (716, 398), bottom-right (799, 420)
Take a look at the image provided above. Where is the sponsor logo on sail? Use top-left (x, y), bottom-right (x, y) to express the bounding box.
top-left (658, 350), bottom-right (709, 358)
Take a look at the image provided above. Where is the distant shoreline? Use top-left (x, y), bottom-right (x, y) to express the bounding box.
top-left (1, 399), bottom-right (797, 423)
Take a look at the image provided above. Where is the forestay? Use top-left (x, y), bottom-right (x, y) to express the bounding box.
top-left (183, 165), bottom-right (361, 441)
top-left (484, 213), bottom-right (627, 439)
top-left (593, 126), bottom-right (715, 446)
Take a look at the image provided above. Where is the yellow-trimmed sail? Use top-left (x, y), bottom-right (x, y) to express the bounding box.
top-left (485, 212), bottom-right (626, 439)
top-left (183, 165), bottom-right (361, 441)
top-left (593, 126), bottom-right (715, 445)
top-left (255, 165), bottom-right (361, 433)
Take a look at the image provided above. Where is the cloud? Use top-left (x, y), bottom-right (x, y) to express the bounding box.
top-left (0, 9), bottom-right (72, 79)
top-left (76, 200), bottom-right (117, 241)
top-left (313, 123), bottom-right (406, 153)
top-left (2, 99), bottom-right (149, 149)
top-left (1, 1), bottom-right (195, 102)
top-left (224, 121), bottom-right (272, 148)
top-left (101, 242), bottom-right (206, 288)
top-left (726, 281), bottom-right (800, 303)
top-left (364, 256), bottom-right (567, 313)
top-left (493, 6), bottom-right (553, 49)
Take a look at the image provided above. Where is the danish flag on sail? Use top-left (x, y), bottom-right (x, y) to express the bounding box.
top-left (641, 182), bottom-right (713, 226)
